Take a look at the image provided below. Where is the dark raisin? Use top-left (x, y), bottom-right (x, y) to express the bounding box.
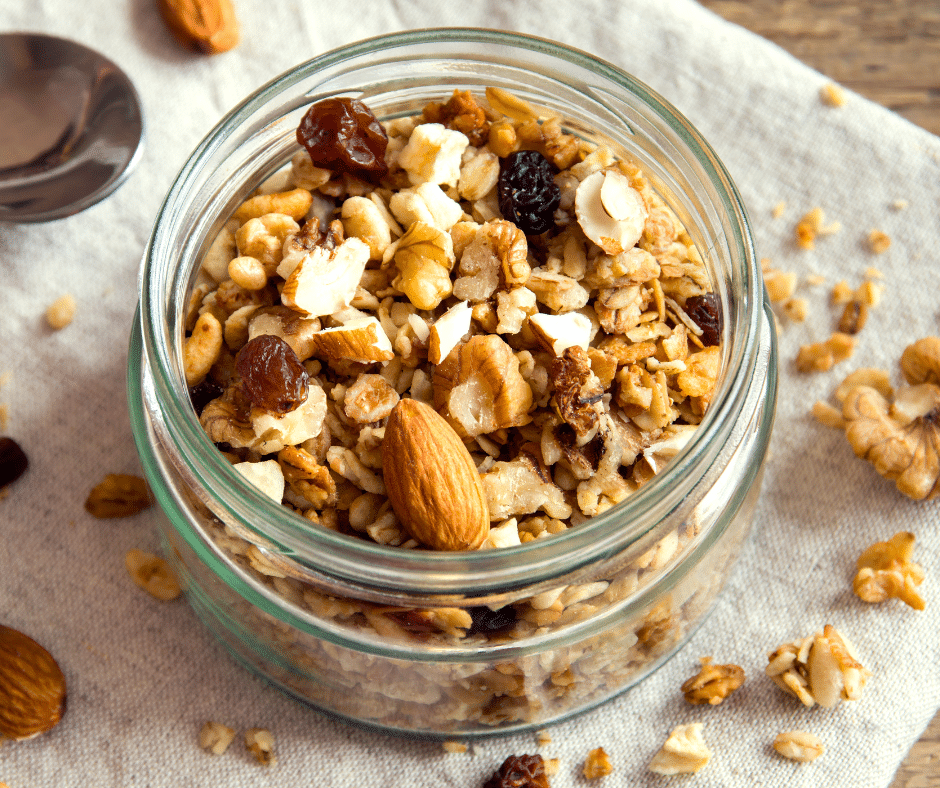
top-left (684, 293), bottom-right (722, 346)
top-left (0, 437), bottom-right (29, 488)
top-left (235, 335), bottom-right (309, 414)
top-left (188, 377), bottom-right (224, 416)
top-left (467, 605), bottom-right (518, 636)
top-left (497, 150), bottom-right (561, 235)
top-left (483, 754), bottom-right (550, 788)
top-left (296, 97), bottom-right (389, 181)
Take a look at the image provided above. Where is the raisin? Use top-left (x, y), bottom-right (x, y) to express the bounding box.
top-left (188, 377), bottom-right (224, 416)
top-left (0, 437), bottom-right (28, 488)
top-left (467, 605), bottom-right (518, 635)
top-left (684, 293), bottom-right (722, 346)
top-left (296, 97), bottom-right (389, 181)
top-left (497, 150), bottom-right (561, 235)
top-left (235, 335), bottom-right (309, 414)
top-left (483, 754), bottom-right (550, 788)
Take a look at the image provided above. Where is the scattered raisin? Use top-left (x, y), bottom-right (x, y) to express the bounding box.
top-left (296, 98), bottom-right (389, 181)
top-left (497, 150), bottom-right (561, 235)
top-left (0, 437), bottom-right (28, 488)
top-left (483, 754), bottom-right (550, 788)
top-left (235, 335), bottom-right (309, 414)
top-left (684, 293), bottom-right (722, 346)
top-left (467, 605), bottom-right (518, 635)
top-left (188, 377), bottom-right (224, 416)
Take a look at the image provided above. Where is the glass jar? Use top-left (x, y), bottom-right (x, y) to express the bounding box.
top-left (129, 29), bottom-right (776, 738)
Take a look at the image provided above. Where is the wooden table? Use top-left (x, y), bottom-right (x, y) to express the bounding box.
top-left (696, 2), bottom-right (940, 785)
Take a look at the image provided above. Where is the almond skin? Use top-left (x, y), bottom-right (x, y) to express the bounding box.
top-left (0, 626), bottom-right (67, 741)
top-left (157, 0), bottom-right (239, 55)
top-left (382, 399), bottom-right (490, 551)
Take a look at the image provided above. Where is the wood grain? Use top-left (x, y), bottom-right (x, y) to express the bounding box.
top-left (698, 0), bottom-right (940, 136)
top-left (694, 3), bottom-right (940, 784)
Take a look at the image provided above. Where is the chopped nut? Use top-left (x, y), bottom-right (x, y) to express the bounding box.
top-left (811, 400), bottom-right (845, 429)
top-left (392, 221), bottom-right (456, 310)
top-left (576, 168), bottom-right (648, 255)
top-left (280, 237), bottom-right (371, 317)
top-left (233, 459), bottom-right (285, 502)
top-left (85, 473), bottom-right (153, 518)
top-left (773, 731), bottom-right (824, 762)
top-left (397, 123), bottom-right (469, 186)
top-left (795, 207), bottom-right (840, 250)
top-left (583, 747), bottom-right (613, 779)
top-left (649, 723), bottom-right (711, 775)
top-left (819, 82), bottom-right (847, 107)
top-left (681, 656), bottom-right (745, 705)
top-left (198, 721), bottom-right (236, 755)
top-left (796, 332), bottom-right (856, 373)
top-left (853, 531), bottom-right (925, 609)
top-left (867, 229), bottom-right (891, 254)
top-left (783, 297), bottom-right (808, 322)
top-left (891, 198), bottom-right (909, 211)
top-left (125, 549), bottom-right (182, 601)
top-left (442, 740), bottom-right (468, 753)
top-left (244, 727), bottom-right (276, 766)
top-left (900, 337), bottom-right (940, 386)
top-left (771, 201), bottom-right (786, 219)
top-left (45, 294), bottom-right (76, 330)
top-left (837, 300), bottom-right (868, 335)
top-left (764, 269), bottom-right (797, 303)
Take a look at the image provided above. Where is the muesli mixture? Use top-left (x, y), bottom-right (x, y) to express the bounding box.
top-left (175, 87), bottom-right (738, 730)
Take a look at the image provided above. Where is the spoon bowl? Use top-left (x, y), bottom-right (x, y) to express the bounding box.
top-left (0, 33), bottom-right (144, 223)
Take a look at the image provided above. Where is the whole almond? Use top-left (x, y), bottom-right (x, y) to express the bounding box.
top-left (157, 0), bottom-right (239, 55)
top-left (0, 626), bottom-right (67, 741)
top-left (382, 399), bottom-right (490, 551)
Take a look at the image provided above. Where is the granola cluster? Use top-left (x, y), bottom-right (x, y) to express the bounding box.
top-left (184, 87), bottom-right (720, 551)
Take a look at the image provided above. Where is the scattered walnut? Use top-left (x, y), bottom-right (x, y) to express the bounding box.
top-left (819, 83), bottom-right (847, 107)
top-left (85, 473), bottom-right (153, 518)
top-left (482, 754), bottom-right (550, 788)
top-left (783, 297), bottom-right (808, 322)
top-left (198, 721), bottom-right (236, 755)
top-left (867, 229), bottom-right (891, 254)
top-left (244, 727), bottom-right (276, 766)
top-left (853, 531), bottom-right (925, 610)
top-left (795, 207), bottom-right (840, 250)
top-left (582, 747), bottom-right (613, 779)
top-left (648, 723), bottom-right (711, 775)
top-left (900, 337), bottom-right (940, 386)
top-left (766, 624), bottom-right (870, 708)
top-left (45, 294), bottom-right (77, 330)
top-left (681, 656), bottom-right (745, 705)
top-left (125, 549), bottom-right (182, 601)
top-left (773, 731), bottom-right (824, 762)
top-left (842, 381), bottom-right (940, 500)
top-left (796, 332), bottom-right (856, 373)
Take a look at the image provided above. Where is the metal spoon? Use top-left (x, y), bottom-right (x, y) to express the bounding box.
top-left (0, 33), bottom-right (144, 223)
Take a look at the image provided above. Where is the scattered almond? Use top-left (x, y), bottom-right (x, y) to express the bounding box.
top-left (0, 625), bottom-right (67, 741)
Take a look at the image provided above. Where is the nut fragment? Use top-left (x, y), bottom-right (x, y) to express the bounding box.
top-left (853, 531), bottom-right (925, 609)
top-left (45, 294), bottom-right (76, 330)
top-left (900, 337), bottom-right (940, 386)
top-left (681, 656), bottom-right (745, 705)
top-left (648, 723), bottom-right (711, 775)
top-left (582, 747), bottom-right (613, 779)
top-left (796, 332), bottom-right (856, 373)
top-left (773, 731), bottom-right (824, 762)
top-left (244, 727), bottom-right (276, 766)
top-left (84, 473), bottom-right (153, 518)
top-left (125, 549), bottom-right (182, 601)
top-left (157, 0), bottom-right (239, 54)
top-left (198, 720), bottom-right (236, 754)
top-left (0, 625), bottom-right (67, 741)
top-left (382, 398), bottom-right (490, 550)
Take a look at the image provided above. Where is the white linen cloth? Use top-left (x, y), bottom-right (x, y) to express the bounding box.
top-left (2, 1), bottom-right (938, 786)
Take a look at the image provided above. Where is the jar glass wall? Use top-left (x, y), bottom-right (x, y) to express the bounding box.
top-left (131, 29), bottom-right (776, 737)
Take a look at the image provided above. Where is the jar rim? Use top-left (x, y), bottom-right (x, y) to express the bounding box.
top-left (138, 28), bottom-right (763, 595)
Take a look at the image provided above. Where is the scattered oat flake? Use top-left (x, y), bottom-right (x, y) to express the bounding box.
top-left (795, 207), bottom-right (839, 250)
top-left (783, 298), bottom-right (808, 322)
top-left (45, 294), bottom-right (77, 330)
top-left (830, 280), bottom-right (853, 305)
top-left (867, 229), bottom-right (891, 254)
top-left (820, 83), bottom-right (847, 107)
top-left (442, 741), bottom-right (467, 753)
top-left (536, 729), bottom-right (552, 746)
top-left (772, 201), bottom-right (786, 219)
top-left (583, 747), bottom-right (613, 779)
top-left (891, 199), bottom-right (909, 211)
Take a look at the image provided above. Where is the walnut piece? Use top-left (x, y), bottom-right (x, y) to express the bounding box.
top-left (766, 624), bottom-right (870, 708)
top-left (85, 474), bottom-right (153, 518)
top-left (901, 337), bottom-right (940, 386)
top-left (244, 727), bottom-right (276, 766)
top-left (648, 723), bottom-right (711, 775)
top-left (796, 332), bottom-right (856, 373)
top-left (681, 656), bottom-right (745, 705)
top-left (582, 747), bottom-right (613, 779)
top-left (773, 730), bottom-right (824, 762)
top-left (842, 382), bottom-right (940, 500)
top-left (853, 531), bottom-right (925, 610)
